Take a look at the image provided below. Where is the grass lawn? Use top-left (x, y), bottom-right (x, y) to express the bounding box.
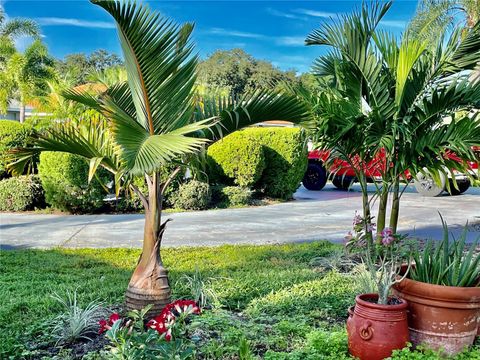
top-left (1, 242), bottom-right (478, 359)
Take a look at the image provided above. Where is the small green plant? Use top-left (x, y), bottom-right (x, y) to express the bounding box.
top-left (410, 215), bottom-right (480, 287)
top-left (171, 180), bottom-right (211, 210)
top-left (238, 336), bottom-right (255, 360)
top-left (309, 249), bottom-right (356, 272)
top-left (50, 289), bottom-right (105, 345)
top-left (345, 212), bottom-right (413, 304)
top-left (176, 267), bottom-right (221, 308)
top-left (211, 185), bottom-right (253, 207)
top-left (351, 263), bottom-right (378, 294)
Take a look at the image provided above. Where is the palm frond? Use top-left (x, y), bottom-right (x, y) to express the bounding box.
top-left (197, 91), bottom-right (311, 141)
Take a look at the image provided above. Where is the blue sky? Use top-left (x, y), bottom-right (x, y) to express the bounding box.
top-left (3, 0), bottom-right (419, 73)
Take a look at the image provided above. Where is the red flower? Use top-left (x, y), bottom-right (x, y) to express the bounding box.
top-left (109, 313), bottom-right (120, 323)
top-left (98, 313), bottom-right (122, 334)
top-left (98, 319), bottom-right (108, 334)
top-left (146, 300), bottom-right (200, 341)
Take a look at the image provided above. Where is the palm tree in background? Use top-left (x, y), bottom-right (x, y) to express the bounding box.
top-left (409, 0), bottom-right (479, 41)
top-left (0, 40), bottom-right (55, 122)
top-left (0, 7), bottom-right (40, 61)
top-left (9, 0), bottom-right (310, 314)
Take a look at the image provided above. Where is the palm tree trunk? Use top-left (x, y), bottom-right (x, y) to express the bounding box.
top-left (125, 172), bottom-right (171, 315)
top-left (19, 103), bottom-right (25, 123)
top-left (389, 178), bottom-right (400, 233)
top-left (376, 185), bottom-right (389, 243)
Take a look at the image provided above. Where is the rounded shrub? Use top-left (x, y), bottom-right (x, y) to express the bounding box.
top-left (211, 185), bottom-right (252, 207)
top-left (253, 127), bottom-right (308, 199)
top-left (206, 127), bottom-right (307, 200)
top-left (207, 132), bottom-right (265, 187)
top-left (0, 175), bottom-right (44, 211)
top-left (171, 180), bottom-right (211, 210)
top-left (38, 152), bottom-right (109, 213)
top-left (0, 120), bottom-right (34, 178)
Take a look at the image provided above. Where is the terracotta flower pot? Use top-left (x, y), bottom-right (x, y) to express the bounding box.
top-left (393, 277), bottom-right (480, 355)
top-left (347, 293), bottom-right (409, 360)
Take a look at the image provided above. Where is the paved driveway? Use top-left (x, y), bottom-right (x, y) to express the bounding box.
top-left (1, 184), bottom-right (479, 249)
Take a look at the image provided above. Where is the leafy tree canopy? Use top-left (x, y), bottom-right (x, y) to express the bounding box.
top-left (55, 49), bottom-right (123, 86)
top-left (197, 48), bottom-right (300, 96)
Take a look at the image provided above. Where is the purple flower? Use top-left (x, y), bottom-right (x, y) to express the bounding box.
top-left (381, 227), bottom-right (395, 245)
top-left (352, 211), bottom-right (362, 226)
top-left (366, 223), bottom-right (376, 233)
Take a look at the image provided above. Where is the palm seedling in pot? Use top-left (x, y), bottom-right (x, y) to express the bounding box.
top-left (344, 212), bottom-right (413, 360)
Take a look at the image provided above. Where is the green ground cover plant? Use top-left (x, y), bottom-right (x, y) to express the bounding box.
top-left (1, 242), bottom-right (478, 359)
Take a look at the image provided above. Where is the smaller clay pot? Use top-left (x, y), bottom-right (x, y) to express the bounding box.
top-left (347, 293), bottom-right (409, 360)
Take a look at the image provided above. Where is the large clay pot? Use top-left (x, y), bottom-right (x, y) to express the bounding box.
top-left (347, 293), bottom-right (409, 360)
top-left (393, 277), bottom-right (480, 355)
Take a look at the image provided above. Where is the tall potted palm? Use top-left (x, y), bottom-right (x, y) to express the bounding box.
top-left (290, 1), bottom-right (480, 239)
top-left (9, 0), bottom-right (309, 314)
top-left (286, 1), bottom-right (480, 357)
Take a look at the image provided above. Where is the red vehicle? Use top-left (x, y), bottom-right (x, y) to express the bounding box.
top-left (302, 147), bottom-right (479, 197)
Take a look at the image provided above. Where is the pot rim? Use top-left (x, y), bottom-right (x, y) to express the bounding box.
top-left (356, 293), bottom-right (408, 310)
top-left (395, 277), bottom-right (480, 305)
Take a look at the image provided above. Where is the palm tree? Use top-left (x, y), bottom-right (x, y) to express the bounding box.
top-left (0, 7), bottom-right (40, 62)
top-left (9, 0), bottom-right (309, 314)
top-left (409, 0), bottom-right (479, 42)
top-left (0, 40), bottom-right (55, 122)
top-left (290, 1), bottom-right (480, 243)
top-left (0, 7), bottom-right (39, 40)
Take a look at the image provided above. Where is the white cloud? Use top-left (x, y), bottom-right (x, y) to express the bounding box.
top-left (276, 36), bottom-right (306, 47)
top-left (206, 27), bottom-right (265, 39)
top-left (36, 17), bottom-right (115, 29)
top-left (266, 8), bottom-right (307, 21)
top-left (379, 20), bottom-right (407, 29)
top-left (294, 9), bottom-right (338, 18)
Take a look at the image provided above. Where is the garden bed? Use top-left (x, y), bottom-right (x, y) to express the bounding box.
top-left (0, 242), bottom-right (478, 359)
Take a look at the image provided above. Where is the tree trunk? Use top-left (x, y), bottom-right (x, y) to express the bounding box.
top-left (376, 185), bottom-right (389, 243)
top-left (125, 173), bottom-right (172, 316)
top-left (359, 173), bottom-right (374, 245)
top-left (389, 179), bottom-right (400, 233)
top-left (19, 103), bottom-right (25, 123)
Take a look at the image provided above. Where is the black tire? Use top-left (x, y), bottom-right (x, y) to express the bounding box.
top-left (332, 176), bottom-right (354, 190)
top-left (303, 162), bottom-right (327, 191)
top-left (447, 179), bottom-right (471, 195)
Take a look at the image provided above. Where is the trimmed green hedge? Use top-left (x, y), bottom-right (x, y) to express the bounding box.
top-left (0, 120), bottom-right (34, 178)
top-left (207, 132), bottom-right (265, 187)
top-left (207, 127), bottom-right (307, 199)
top-left (0, 175), bottom-right (44, 211)
top-left (254, 127), bottom-right (308, 199)
top-left (38, 152), bottom-right (109, 213)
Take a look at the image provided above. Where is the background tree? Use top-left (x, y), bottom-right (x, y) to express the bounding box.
top-left (0, 7), bottom-right (40, 65)
top-left (9, 0), bottom-right (309, 314)
top-left (197, 48), bottom-right (299, 96)
top-left (0, 40), bottom-right (55, 122)
top-left (408, 0), bottom-right (479, 42)
top-left (56, 50), bottom-right (123, 86)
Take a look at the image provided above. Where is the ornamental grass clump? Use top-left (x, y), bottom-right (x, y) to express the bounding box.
top-left (410, 215), bottom-right (480, 287)
top-left (50, 289), bottom-right (105, 345)
top-left (345, 212), bottom-right (413, 305)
